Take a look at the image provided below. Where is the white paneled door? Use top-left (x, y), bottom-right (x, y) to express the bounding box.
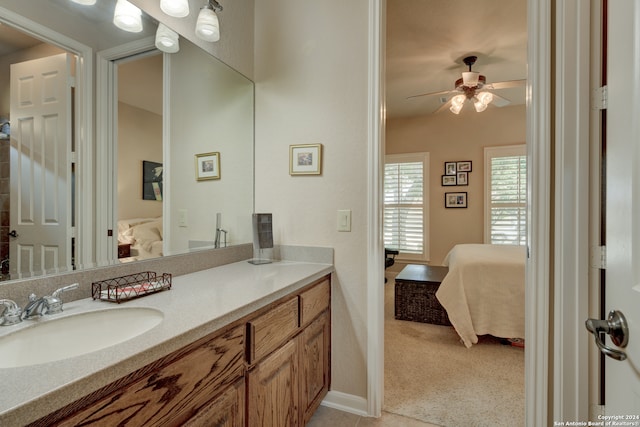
top-left (9, 53), bottom-right (73, 278)
top-left (596, 0), bottom-right (640, 416)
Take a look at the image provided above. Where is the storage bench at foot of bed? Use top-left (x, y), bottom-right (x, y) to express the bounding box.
top-left (394, 264), bottom-right (451, 326)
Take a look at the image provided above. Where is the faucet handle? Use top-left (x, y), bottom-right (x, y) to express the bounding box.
top-left (0, 299), bottom-right (22, 326)
top-left (46, 283), bottom-right (79, 314)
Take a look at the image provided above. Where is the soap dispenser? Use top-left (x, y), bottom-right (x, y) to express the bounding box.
top-left (248, 213), bottom-right (273, 265)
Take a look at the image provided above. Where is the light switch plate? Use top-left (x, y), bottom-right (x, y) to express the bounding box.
top-left (337, 209), bottom-right (351, 232)
top-left (178, 209), bottom-right (188, 227)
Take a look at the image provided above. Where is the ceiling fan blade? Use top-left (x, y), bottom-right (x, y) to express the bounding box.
top-left (491, 93), bottom-right (512, 107)
top-left (406, 89), bottom-right (455, 100)
top-left (433, 98), bottom-right (452, 113)
top-left (485, 79), bottom-right (526, 90)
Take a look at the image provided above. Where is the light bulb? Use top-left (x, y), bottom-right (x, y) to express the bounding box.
top-left (155, 24), bottom-right (180, 53)
top-left (70, 0), bottom-right (97, 5)
top-left (160, 0), bottom-right (190, 18)
top-left (196, 7), bottom-right (220, 42)
top-left (113, 0), bottom-right (143, 33)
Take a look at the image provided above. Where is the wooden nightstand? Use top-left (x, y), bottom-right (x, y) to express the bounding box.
top-left (117, 243), bottom-right (131, 259)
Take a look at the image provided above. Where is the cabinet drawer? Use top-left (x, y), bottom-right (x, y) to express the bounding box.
top-left (248, 297), bottom-right (299, 364)
top-left (299, 279), bottom-right (330, 327)
top-left (56, 326), bottom-right (245, 427)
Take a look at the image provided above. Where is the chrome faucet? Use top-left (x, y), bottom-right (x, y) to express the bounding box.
top-left (0, 299), bottom-right (22, 326)
top-left (21, 283), bottom-right (79, 320)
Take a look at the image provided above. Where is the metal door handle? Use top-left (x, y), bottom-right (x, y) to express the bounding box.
top-left (585, 310), bottom-right (629, 361)
top-left (7, 230), bottom-right (17, 238)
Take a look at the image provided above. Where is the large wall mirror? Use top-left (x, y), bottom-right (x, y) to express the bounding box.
top-left (0, 0), bottom-right (254, 284)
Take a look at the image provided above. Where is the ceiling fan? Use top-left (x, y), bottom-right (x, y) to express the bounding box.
top-left (407, 55), bottom-right (526, 114)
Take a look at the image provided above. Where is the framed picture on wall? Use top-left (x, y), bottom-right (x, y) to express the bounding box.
top-left (290, 143), bottom-right (322, 175)
top-left (195, 152), bottom-right (221, 181)
top-left (445, 192), bottom-right (468, 208)
top-left (444, 162), bottom-right (457, 175)
top-left (456, 171), bottom-right (468, 186)
top-left (142, 160), bottom-right (163, 201)
top-left (457, 161), bottom-right (472, 172)
top-left (442, 175), bottom-right (457, 186)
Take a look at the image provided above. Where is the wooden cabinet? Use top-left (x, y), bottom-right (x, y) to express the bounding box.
top-left (300, 311), bottom-right (330, 425)
top-left (33, 275), bottom-right (330, 427)
top-left (246, 277), bottom-right (331, 427)
top-left (49, 326), bottom-right (245, 427)
top-left (247, 338), bottom-right (300, 426)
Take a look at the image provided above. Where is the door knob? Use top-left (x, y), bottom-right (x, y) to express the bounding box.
top-left (585, 310), bottom-right (629, 361)
top-left (7, 230), bottom-right (18, 238)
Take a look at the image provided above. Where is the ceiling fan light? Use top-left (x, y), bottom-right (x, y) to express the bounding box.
top-left (474, 98), bottom-right (488, 112)
top-left (450, 102), bottom-right (464, 115)
top-left (451, 94), bottom-right (466, 107)
top-left (462, 72), bottom-right (480, 87)
top-left (155, 23), bottom-right (180, 53)
top-left (477, 91), bottom-right (494, 105)
top-left (113, 0), bottom-right (143, 33)
top-left (195, 7), bottom-right (220, 42)
top-left (160, 0), bottom-right (190, 18)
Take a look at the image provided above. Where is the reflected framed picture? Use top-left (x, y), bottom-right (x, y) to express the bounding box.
top-left (195, 152), bottom-right (221, 181)
top-left (442, 175), bottom-right (457, 186)
top-left (142, 160), bottom-right (163, 201)
top-left (445, 192), bottom-right (468, 208)
top-left (290, 143), bottom-right (322, 175)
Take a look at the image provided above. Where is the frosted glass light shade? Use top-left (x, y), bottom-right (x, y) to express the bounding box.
top-left (155, 24), bottom-right (180, 53)
top-left (196, 7), bottom-right (220, 42)
top-left (462, 71), bottom-right (480, 87)
top-left (114, 0), bottom-right (143, 33)
top-left (477, 91), bottom-right (493, 105)
top-left (160, 0), bottom-right (190, 18)
top-left (450, 94), bottom-right (466, 114)
top-left (474, 98), bottom-right (488, 112)
top-left (71, 0), bottom-right (97, 5)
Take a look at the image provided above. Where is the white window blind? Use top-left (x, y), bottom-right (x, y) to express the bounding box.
top-left (484, 145), bottom-right (527, 245)
top-left (384, 153), bottom-right (429, 260)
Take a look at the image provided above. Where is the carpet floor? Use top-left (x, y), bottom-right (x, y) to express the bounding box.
top-left (383, 277), bottom-right (525, 427)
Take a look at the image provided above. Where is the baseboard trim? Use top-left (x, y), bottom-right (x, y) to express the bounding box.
top-left (320, 391), bottom-right (369, 417)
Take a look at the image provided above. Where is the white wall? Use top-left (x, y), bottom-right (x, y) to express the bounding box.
top-left (254, 0), bottom-right (370, 399)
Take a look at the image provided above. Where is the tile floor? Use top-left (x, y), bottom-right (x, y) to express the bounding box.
top-left (307, 406), bottom-right (441, 427)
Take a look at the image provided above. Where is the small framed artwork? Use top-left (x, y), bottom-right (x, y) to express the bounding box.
top-left (142, 160), bottom-right (163, 201)
top-left (456, 171), bottom-right (468, 186)
top-left (290, 143), bottom-right (322, 175)
top-left (445, 162), bottom-right (457, 175)
top-left (195, 152), bottom-right (221, 181)
top-left (442, 175), bottom-right (457, 186)
top-left (445, 192), bottom-right (468, 208)
top-left (457, 161), bottom-right (472, 172)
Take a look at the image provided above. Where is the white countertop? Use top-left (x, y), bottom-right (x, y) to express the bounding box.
top-left (0, 260), bottom-right (333, 426)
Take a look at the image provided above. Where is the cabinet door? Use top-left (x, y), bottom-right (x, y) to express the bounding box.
top-left (300, 310), bottom-right (330, 425)
top-left (182, 379), bottom-right (245, 427)
top-left (247, 338), bottom-right (299, 427)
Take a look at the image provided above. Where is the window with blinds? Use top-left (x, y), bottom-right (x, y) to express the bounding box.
top-left (484, 145), bottom-right (527, 245)
top-left (384, 153), bottom-right (429, 260)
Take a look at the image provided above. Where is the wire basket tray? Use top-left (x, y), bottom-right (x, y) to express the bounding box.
top-left (92, 272), bottom-right (172, 303)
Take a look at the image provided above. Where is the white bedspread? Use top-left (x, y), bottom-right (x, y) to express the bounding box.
top-left (436, 244), bottom-right (526, 347)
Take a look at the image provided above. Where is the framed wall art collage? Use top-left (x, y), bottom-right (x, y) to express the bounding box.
top-left (442, 160), bottom-right (472, 208)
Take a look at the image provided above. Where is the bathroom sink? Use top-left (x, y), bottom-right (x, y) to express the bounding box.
top-left (0, 307), bottom-right (163, 368)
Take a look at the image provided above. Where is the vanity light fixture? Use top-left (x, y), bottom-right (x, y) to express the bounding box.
top-left (155, 23), bottom-right (180, 53)
top-left (195, 0), bottom-right (223, 42)
top-left (160, 0), bottom-right (190, 18)
top-left (113, 0), bottom-right (143, 33)
top-left (70, 0), bottom-right (97, 5)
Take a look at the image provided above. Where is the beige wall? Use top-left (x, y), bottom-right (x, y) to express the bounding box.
top-left (386, 105), bottom-right (526, 265)
top-left (254, 0), bottom-right (370, 399)
top-left (117, 102), bottom-right (163, 220)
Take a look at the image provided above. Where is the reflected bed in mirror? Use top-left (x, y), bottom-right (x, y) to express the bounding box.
top-left (0, 1), bottom-right (254, 282)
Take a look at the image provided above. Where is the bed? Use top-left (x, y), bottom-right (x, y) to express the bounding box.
top-left (435, 243), bottom-right (526, 347)
top-left (117, 217), bottom-right (163, 261)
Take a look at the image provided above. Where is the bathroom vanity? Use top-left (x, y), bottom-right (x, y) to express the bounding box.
top-left (0, 260), bottom-right (332, 426)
